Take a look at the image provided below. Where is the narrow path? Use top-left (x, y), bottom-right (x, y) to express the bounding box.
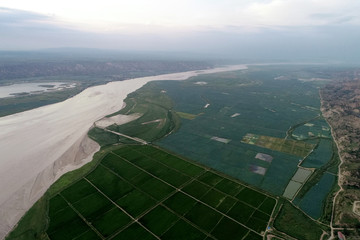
top-left (319, 92), bottom-right (344, 240)
top-left (104, 129), bottom-right (148, 145)
top-left (59, 194), bottom-right (105, 240)
top-left (83, 178), bottom-right (161, 240)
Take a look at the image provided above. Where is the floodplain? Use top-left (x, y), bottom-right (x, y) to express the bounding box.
top-left (7, 65), bottom-right (340, 240)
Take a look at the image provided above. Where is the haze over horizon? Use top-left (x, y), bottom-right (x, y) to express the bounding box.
top-left (1, 0), bottom-right (360, 61)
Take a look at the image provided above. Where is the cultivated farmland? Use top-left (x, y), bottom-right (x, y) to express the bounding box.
top-left (158, 67), bottom-right (323, 195)
top-left (47, 145), bottom-right (276, 240)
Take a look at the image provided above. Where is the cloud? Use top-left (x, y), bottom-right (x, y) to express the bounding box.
top-left (2, 0), bottom-right (360, 33)
top-left (237, 0), bottom-right (360, 27)
top-left (0, 7), bottom-right (50, 26)
top-left (0, 5), bottom-right (360, 62)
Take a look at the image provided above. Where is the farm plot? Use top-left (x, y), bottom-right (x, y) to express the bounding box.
top-left (292, 118), bottom-right (331, 140)
top-left (155, 69), bottom-right (323, 196)
top-left (301, 139), bottom-right (333, 168)
top-left (47, 145), bottom-right (276, 239)
top-left (283, 168), bottom-right (312, 199)
top-left (293, 172), bottom-right (336, 219)
top-left (103, 82), bottom-right (181, 143)
top-left (242, 133), bottom-right (314, 158)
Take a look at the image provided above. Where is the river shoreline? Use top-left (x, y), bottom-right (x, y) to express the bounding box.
top-left (0, 64), bottom-right (247, 239)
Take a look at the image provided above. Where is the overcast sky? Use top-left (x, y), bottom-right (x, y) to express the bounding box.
top-left (1, 0), bottom-right (360, 61)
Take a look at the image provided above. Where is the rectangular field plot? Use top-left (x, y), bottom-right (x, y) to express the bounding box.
top-left (242, 133), bottom-right (314, 158)
top-left (60, 179), bottom-right (97, 203)
top-left (236, 188), bottom-right (267, 208)
top-left (214, 178), bottom-right (244, 196)
top-left (138, 177), bottom-right (175, 200)
top-left (48, 217), bottom-right (91, 240)
top-left (48, 195), bottom-right (68, 216)
top-left (255, 153), bottom-right (273, 163)
top-left (197, 171), bottom-right (223, 186)
top-left (211, 217), bottom-right (248, 240)
top-left (129, 155), bottom-right (191, 187)
top-left (91, 207), bottom-right (131, 238)
top-left (101, 153), bottom-right (143, 180)
top-left (86, 165), bottom-right (134, 201)
top-left (47, 204), bottom-right (80, 234)
top-left (283, 180), bottom-right (302, 199)
top-left (47, 145), bottom-right (276, 239)
top-left (184, 202), bottom-right (223, 232)
top-left (258, 197), bottom-right (277, 215)
top-left (72, 191), bottom-right (114, 220)
top-left (291, 168), bottom-right (312, 183)
top-left (111, 223), bottom-right (157, 240)
top-left (161, 219), bottom-right (207, 240)
top-left (163, 192), bottom-right (198, 215)
top-left (115, 189), bottom-right (156, 218)
top-left (200, 189), bottom-right (227, 209)
top-left (182, 180), bottom-right (211, 199)
top-left (139, 206), bottom-right (179, 236)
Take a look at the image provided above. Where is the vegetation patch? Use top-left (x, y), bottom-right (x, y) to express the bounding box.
top-left (9, 144), bottom-right (276, 240)
top-left (139, 206), bottom-right (179, 236)
top-left (291, 118), bottom-right (331, 140)
top-left (184, 202), bottom-right (223, 232)
top-left (291, 168), bottom-right (312, 183)
top-left (105, 82), bottom-right (181, 143)
top-left (282, 180), bottom-right (302, 199)
top-left (274, 202), bottom-right (326, 240)
top-left (294, 172), bottom-right (336, 219)
top-left (301, 139), bottom-right (333, 168)
top-left (176, 111), bottom-right (199, 120)
top-left (242, 133), bottom-right (314, 158)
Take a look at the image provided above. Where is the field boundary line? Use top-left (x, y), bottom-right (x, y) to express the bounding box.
top-left (127, 145), bottom-right (207, 179)
top-left (104, 129), bottom-right (148, 144)
top-left (151, 144), bottom-right (277, 200)
top-left (99, 162), bottom-right (194, 219)
top-left (98, 162), bottom-right (203, 238)
top-left (113, 151), bottom-right (268, 217)
top-left (159, 201), bottom-right (218, 239)
top-left (112, 149), bottom-right (266, 236)
top-left (100, 167), bottom-right (207, 238)
top-left (58, 193), bottom-right (105, 240)
top-left (179, 188), bottom-right (263, 236)
top-left (83, 177), bottom-right (161, 240)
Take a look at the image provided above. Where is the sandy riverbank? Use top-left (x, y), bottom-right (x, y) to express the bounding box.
top-left (0, 64), bottom-right (247, 238)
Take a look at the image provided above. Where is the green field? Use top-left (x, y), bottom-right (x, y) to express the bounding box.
top-left (157, 68), bottom-right (322, 196)
top-left (176, 111), bottom-right (200, 120)
top-left (105, 82), bottom-right (181, 143)
top-left (45, 145), bottom-right (276, 239)
top-left (301, 139), bottom-right (333, 168)
top-left (291, 118), bottom-right (332, 140)
top-left (242, 133), bottom-right (314, 157)
top-left (294, 172), bottom-right (336, 219)
top-left (274, 201), bottom-right (327, 240)
top-left (282, 168), bottom-right (312, 199)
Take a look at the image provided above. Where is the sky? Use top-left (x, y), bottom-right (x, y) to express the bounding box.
top-left (1, 0), bottom-right (360, 61)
